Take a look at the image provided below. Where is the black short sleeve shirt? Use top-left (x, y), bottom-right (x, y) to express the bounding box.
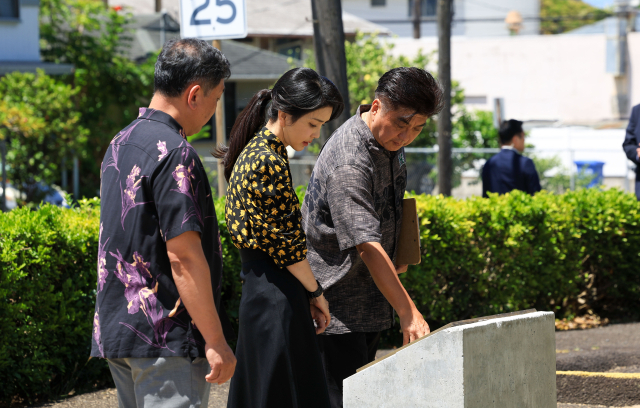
top-left (91, 108), bottom-right (223, 359)
top-left (225, 128), bottom-right (307, 267)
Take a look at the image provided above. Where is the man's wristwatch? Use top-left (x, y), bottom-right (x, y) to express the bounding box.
top-left (307, 280), bottom-right (323, 299)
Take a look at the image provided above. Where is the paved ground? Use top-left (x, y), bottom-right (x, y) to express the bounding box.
top-left (28, 323), bottom-right (640, 408)
top-left (32, 384), bottom-right (230, 408)
top-left (556, 322), bottom-right (640, 407)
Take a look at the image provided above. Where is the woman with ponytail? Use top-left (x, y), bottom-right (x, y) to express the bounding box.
top-left (214, 67), bottom-right (344, 408)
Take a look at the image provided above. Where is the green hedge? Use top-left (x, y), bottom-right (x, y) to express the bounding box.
top-left (396, 189), bottom-right (640, 345)
top-left (0, 198), bottom-right (110, 405)
top-left (1, 189), bottom-right (640, 403)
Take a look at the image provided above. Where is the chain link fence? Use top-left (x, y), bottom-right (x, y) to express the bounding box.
top-left (202, 148), bottom-right (636, 199)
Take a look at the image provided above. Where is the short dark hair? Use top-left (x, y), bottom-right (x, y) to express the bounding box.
top-left (375, 67), bottom-right (444, 117)
top-left (154, 38), bottom-right (231, 98)
top-left (499, 119), bottom-right (524, 144)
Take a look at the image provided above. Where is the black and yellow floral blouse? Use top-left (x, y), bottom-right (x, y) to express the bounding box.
top-left (225, 128), bottom-right (307, 267)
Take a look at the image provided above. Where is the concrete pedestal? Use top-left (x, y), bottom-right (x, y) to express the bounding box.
top-left (343, 310), bottom-right (556, 408)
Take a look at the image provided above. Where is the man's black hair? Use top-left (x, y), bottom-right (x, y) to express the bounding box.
top-left (498, 119), bottom-right (524, 144)
top-left (154, 38), bottom-right (231, 98)
top-left (374, 67), bottom-right (444, 117)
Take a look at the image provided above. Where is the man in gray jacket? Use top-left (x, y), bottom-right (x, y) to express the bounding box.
top-left (302, 67), bottom-right (444, 408)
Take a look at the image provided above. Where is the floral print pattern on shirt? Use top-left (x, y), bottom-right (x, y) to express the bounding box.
top-left (225, 128), bottom-right (307, 267)
top-left (91, 108), bottom-right (223, 359)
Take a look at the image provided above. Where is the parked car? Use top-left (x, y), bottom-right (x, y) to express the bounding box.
top-left (0, 183), bottom-right (70, 210)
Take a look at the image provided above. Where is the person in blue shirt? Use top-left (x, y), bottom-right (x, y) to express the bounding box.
top-left (482, 119), bottom-right (541, 197)
top-left (622, 103), bottom-right (640, 200)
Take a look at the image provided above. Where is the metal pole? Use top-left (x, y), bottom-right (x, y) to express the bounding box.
top-left (570, 149), bottom-right (575, 191)
top-left (413, 0), bottom-right (422, 39)
top-left (160, 9), bottom-right (167, 47)
top-left (213, 40), bottom-right (227, 198)
top-left (437, 0), bottom-right (453, 196)
top-left (1, 140), bottom-right (6, 212)
top-left (73, 155), bottom-right (79, 199)
top-left (61, 157), bottom-right (67, 191)
top-left (625, 162), bottom-right (630, 193)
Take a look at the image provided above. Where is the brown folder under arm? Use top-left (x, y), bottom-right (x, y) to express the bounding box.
top-left (396, 198), bottom-right (421, 265)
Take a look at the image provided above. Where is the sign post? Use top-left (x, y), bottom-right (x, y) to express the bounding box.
top-left (179, 0), bottom-right (247, 197)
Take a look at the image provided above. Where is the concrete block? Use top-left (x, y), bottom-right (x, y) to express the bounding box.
top-left (343, 310), bottom-right (556, 408)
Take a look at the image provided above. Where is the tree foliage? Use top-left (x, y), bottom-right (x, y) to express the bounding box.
top-left (541, 0), bottom-right (611, 35)
top-left (40, 0), bottom-right (155, 198)
top-left (0, 70), bottom-right (88, 204)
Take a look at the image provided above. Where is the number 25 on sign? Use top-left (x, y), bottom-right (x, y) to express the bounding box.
top-left (180, 0), bottom-right (247, 40)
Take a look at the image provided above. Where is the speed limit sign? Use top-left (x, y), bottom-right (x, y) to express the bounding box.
top-left (180, 0), bottom-right (247, 40)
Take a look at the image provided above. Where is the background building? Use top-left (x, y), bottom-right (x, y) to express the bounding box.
top-left (0, 0), bottom-right (72, 75)
top-left (342, 0), bottom-right (541, 37)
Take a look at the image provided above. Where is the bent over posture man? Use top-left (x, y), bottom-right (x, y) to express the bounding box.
top-left (302, 67), bottom-right (444, 408)
top-left (91, 38), bottom-right (236, 407)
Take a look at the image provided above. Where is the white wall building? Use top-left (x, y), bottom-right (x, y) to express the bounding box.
top-left (342, 0), bottom-right (540, 38)
top-left (0, 0), bottom-right (72, 75)
top-left (390, 30), bottom-right (640, 124)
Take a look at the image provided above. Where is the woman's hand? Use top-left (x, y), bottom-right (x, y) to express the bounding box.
top-left (310, 293), bottom-right (331, 330)
top-left (310, 304), bottom-right (328, 334)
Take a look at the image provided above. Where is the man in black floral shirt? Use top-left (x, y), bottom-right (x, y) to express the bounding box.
top-left (91, 38), bottom-right (236, 407)
top-left (302, 68), bottom-right (444, 407)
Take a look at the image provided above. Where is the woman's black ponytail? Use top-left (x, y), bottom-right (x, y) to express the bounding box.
top-left (213, 67), bottom-right (344, 182)
top-left (213, 89), bottom-right (272, 181)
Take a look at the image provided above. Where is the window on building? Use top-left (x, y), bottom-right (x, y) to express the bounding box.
top-left (0, 0), bottom-right (19, 19)
top-left (408, 0), bottom-right (436, 17)
top-left (371, 0), bottom-right (386, 6)
top-left (275, 38), bottom-right (303, 60)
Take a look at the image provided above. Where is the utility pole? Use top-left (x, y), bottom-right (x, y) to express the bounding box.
top-left (1, 139), bottom-right (6, 212)
top-left (413, 0), bottom-right (422, 39)
top-left (437, 0), bottom-right (452, 196)
top-left (213, 40), bottom-right (227, 198)
top-left (311, 0), bottom-right (351, 141)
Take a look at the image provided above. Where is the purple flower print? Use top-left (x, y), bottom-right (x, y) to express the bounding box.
top-left (102, 121), bottom-right (142, 174)
top-left (121, 165), bottom-right (150, 229)
top-left (110, 249), bottom-right (153, 314)
top-left (93, 310), bottom-right (104, 357)
top-left (178, 140), bottom-right (198, 164)
top-left (111, 250), bottom-right (183, 352)
top-left (138, 107), bottom-right (156, 118)
top-left (171, 160), bottom-right (203, 226)
top-left (97, 223), bottom-right (109, 292)
top-left (102, 109), bottom-right (156, 175)
top-left (157, 141), bottom-right (168, 161)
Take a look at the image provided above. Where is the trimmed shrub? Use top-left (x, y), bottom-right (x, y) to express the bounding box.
top-left (1, 189), bottom-right (639, 403)
top-left (391, 189), bottom-right (640, 345)
top-left (0, 198), bottom-right (110, 405)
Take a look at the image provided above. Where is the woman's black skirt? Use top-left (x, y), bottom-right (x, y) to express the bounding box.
top-left (226, 248), bottom-right (330, 408)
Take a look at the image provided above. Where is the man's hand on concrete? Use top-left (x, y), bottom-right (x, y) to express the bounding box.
top-left (310, 304), bottom-right (328, 334)
top-left (395, 264), bottom-right (408, 274)
top-left (400, 311), bottom-right (430, 346)
top-left (204, 338), bottom-right (237, 385)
